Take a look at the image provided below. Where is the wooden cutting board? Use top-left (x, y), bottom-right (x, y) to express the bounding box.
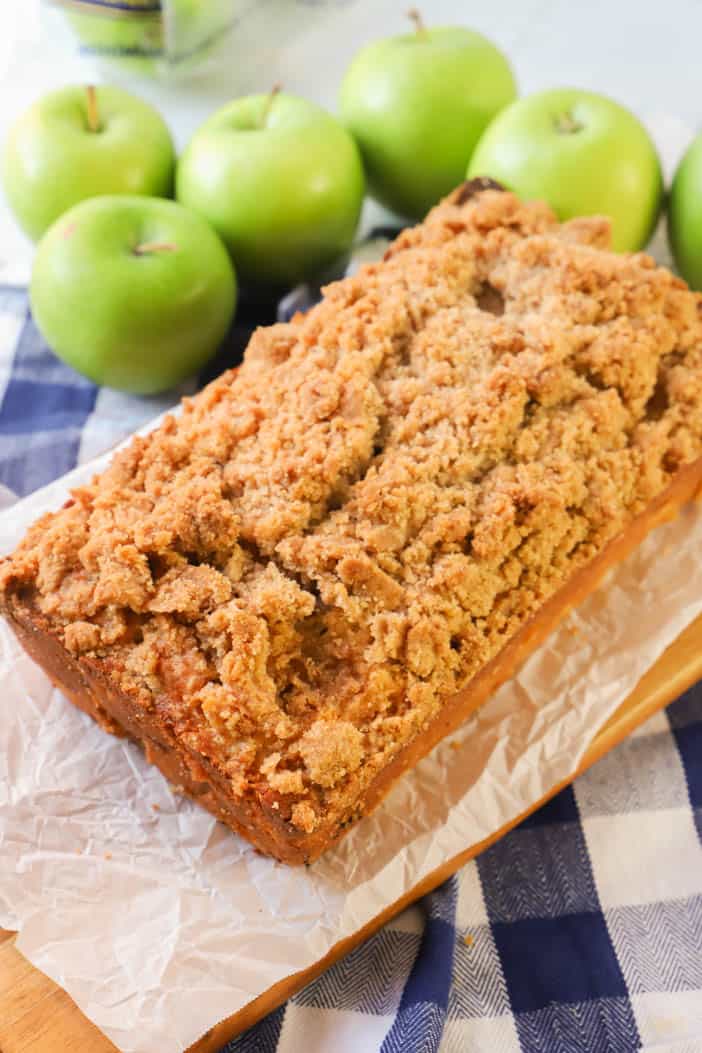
top-left (2, 611), bottom-right (702, 1053)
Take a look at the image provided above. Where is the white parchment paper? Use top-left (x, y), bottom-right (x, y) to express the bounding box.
top-left (0, 113), bottom-right (699, 1053)
top-left (1, 447), bottom-right (702, 1053)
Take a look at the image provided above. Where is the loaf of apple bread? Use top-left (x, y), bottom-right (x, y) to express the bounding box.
top-left (3, 181), bottom-right (702, 863)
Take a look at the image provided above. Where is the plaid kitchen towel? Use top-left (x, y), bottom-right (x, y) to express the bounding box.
top-left (1, 281), bottom-right (702, 1053)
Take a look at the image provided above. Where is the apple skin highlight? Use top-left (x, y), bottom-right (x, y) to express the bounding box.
top-left (340, 20), bottom-right (516, 219)
top-left (468, 87), bottom-right (663, 253)
top-left (176, 92), bottom-right (365, 288)
top-left (29, 195), bottom-right (236, 395)
top-left (668, 132), bottom-right (702, 290)
top-left (2, 84), bottom-right (175, 242)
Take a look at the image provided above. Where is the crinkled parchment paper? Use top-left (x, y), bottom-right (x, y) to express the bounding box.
top-left (0, 114), bottom-right (699, 1053)
top-left (2, 401), bottom-right (702, 1053)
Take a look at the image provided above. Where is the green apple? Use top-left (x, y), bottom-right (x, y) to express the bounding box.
top-left (668, 133), bottom-right (702, 289)
top-left (176, 90), bottom-right (365, 287)
top-left (2, 84), bottom-right (175, 241)
top-left (64, 6), bottom-right (163, 76)
top-left (468, 88), bottom-right (663, 252)
top-left (30, 196), bottom-right (236, 395)
top-left (63, 0), bottom-right (221, 75)
top-left (168, 0), bottom-right (228, 61)
top-left (339, 11), bottom-right (516, 219)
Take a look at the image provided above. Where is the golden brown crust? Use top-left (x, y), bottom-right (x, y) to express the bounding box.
top-left (6, 452), bottom-right (702, 865)
top-left (3, 185), bottom-right (702, 861)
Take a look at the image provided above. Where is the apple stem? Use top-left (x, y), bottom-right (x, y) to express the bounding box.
top-left (133, 242), bottom-right (178, 256)
top-left (555, 112), bottom-right (583, 135)
top-left (407, 7), bottom-right (428, 37)
top-left (85, 85), bottom-right (101, 133)
top-left (259, 83), bottom-right (282, 129)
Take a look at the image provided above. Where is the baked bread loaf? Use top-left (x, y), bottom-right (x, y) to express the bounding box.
top-left (3, 183), bottom-right (702, 864)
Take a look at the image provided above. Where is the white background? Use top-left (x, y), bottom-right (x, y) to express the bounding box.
top-left (0, 0), bottom-right (700, 285)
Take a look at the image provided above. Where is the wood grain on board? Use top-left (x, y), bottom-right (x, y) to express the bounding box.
top-left (1, 611), bottom-right (701, 1053)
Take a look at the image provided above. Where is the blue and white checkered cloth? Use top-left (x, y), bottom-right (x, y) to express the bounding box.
top-left (2, 280), bottom-right (702, 1053)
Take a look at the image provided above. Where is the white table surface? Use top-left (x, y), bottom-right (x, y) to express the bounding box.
top-left (0, 0), bottom-right (700, 285)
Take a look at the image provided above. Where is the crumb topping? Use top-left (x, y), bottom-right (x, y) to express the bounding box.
top-left (4, 187), bottom-right (702, 833)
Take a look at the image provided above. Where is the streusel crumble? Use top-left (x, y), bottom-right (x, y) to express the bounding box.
top-left (3, 184), bottom-right (702, 856)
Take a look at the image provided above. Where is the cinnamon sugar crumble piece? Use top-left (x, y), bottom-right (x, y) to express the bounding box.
top-left (3, 188), bottom-right (702, 838)
top-left (298, 719), bottom-right (364, 788)
top-left (63, 620), bottom-right (101, 655)
top-left (291, 801), bottom-right (318, 834)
